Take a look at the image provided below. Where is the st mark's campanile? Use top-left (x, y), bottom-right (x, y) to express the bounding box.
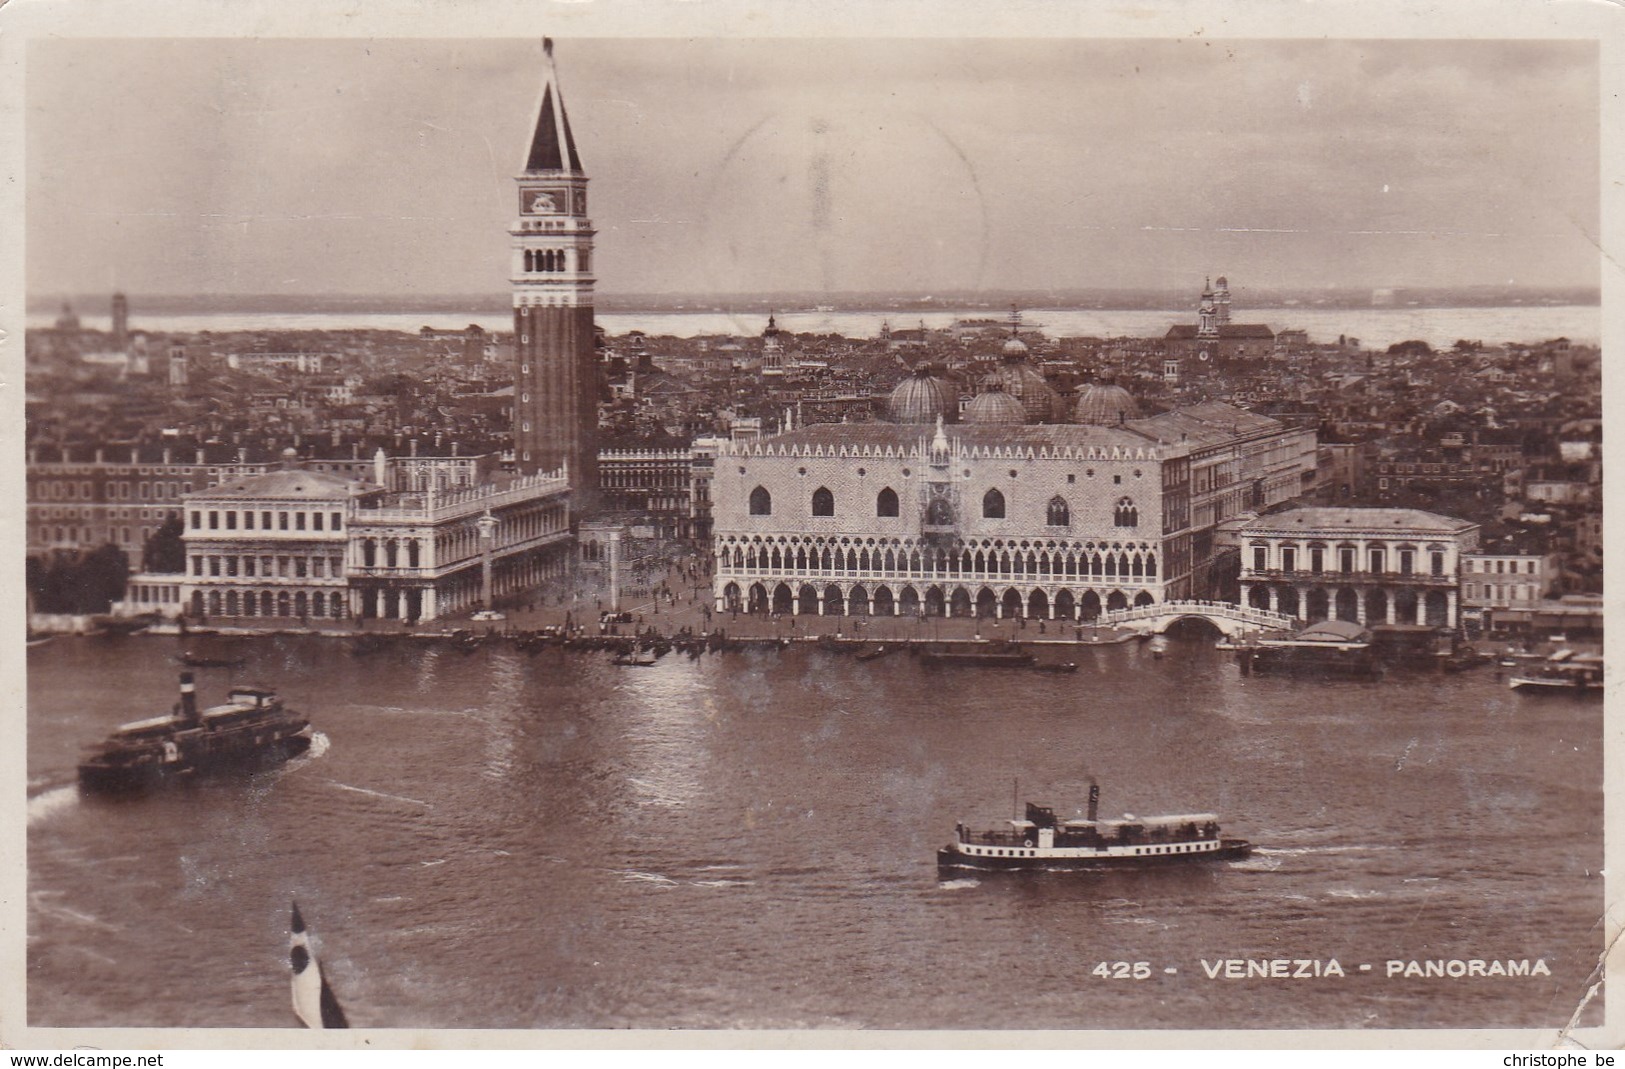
top-left (511, 39), bottom-right (598, 505)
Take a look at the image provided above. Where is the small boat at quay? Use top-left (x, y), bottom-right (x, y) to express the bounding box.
top-left (1234, 619), bottom-right (1381, 679)
top-left (938, 785), bottom-right (1253, 871)
top-left (175, 651), bottom-right (248, 669)
top-left (1508, 650), bottom-right (1603, 696)
top-left (77, 673), bottom-right (314, 794)
top-left (920, 642), bottom-right (1037, 668)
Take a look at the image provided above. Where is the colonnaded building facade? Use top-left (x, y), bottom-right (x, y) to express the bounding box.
top-left (1237, 507), bottom-right (1481, 629)
top-left (178, 459), bottom-right (572, 622)
top-left (710, 362), bottom-right (1318, 620)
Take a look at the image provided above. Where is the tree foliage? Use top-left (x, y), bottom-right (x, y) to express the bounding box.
top-left (27, 545), bottom-right (130, 614)
top-left (143, 511), bottom-right (187, 573)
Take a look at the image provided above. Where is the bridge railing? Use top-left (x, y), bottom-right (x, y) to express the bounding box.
top-left (1099, 599), bottom-right (1297, 630)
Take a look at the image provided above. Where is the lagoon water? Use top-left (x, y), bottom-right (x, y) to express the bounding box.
top-left (27, 632), bottom-right (1602, 1031)
top-left (28, 304), bottom-right (1599, 352)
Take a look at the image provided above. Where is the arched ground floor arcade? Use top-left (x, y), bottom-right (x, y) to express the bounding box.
top-left (352, 540), bottom-right (573, 623)
top-left (715, 578), bottom-right (1160, 620)
top-left (1240, 581), bottom-right (1458, 628)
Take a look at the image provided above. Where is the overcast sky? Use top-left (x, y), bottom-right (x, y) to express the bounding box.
top-left (25, 37), bottom-right (1600, 299)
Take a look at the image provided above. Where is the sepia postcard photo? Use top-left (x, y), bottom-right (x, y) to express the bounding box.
top-left (3, 0), bottom-right (1619, 1050)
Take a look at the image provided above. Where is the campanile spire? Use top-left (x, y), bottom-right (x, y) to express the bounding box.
top-left (511, 39), bottom-right (597, 501)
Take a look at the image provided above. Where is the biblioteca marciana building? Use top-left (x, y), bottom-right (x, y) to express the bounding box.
top-left (178, 453), bottom-right (572, 622)
top-left (710, 365), bottom-right (1318, 620)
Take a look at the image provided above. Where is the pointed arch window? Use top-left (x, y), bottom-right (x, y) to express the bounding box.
top-left (1046, 496), bottom-right (1070, 526)
top-left (812, 486), bottom-right (835, 517)
top-left (1114, 497), bottom-right (1138, 527)
top-left (982, 488), bottom-right (1006, 520)
top-left (749, 486), bottom-right (772, 516)
top-left (876, 487), bottom-right (899, 518)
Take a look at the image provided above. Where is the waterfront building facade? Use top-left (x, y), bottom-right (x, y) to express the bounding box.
top-left (511, 39), bottom-right (598, 501)
top-left (181, 467), bottom-right (364, 621)
top-left (346, 470), bottom-right (572, 621)
top-left (176, 462), bottom-right (572, 623)
top-left (711, 399), bottom-right (1315, 619)
top-left (110, 575), bottom-right (187, 619)
top-left (1237, 507), bottom-right (1481, 628)
top-left (1459, 551), bottom-right (1561, 633)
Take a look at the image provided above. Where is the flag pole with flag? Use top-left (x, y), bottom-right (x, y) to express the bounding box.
top-left (290, 901), bottom-right (349, 1028)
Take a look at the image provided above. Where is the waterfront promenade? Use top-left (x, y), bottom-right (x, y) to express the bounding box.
top-left (122, 555), bottom-right (1155, 648)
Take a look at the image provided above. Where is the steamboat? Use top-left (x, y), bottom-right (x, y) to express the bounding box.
top-left (937, 785), bottom-right (1253, 871)
top-left (77, 672), bottom-right (314, 793)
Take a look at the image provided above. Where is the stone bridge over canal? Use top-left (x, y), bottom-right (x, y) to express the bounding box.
top-left (1099, 599), bottom-right (1298, 638)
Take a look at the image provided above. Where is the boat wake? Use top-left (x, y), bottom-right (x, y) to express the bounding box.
top-left (29, 890), bottom-right (120, 932)
top-left (1106, 916), bottom-right (1169, 929)
top-left (616, 870), bottom-right (679, 887)
top-left (327, 781), bottom-right (432, 809)
top-left (283, 733), bottom-right (332, 775)
top-left (937, 878), bottom-right (980, 891)
top-left (27, 785), bottom-right (79, 828)
top-left (1227, 855), bottom-right (1283, 872)
top-left (691, 878), bottom-right (753, 889)
top-left (1256, 844), bottom-right (1396, 856)
top-left (1326, 888), bottom-right (1384, 899)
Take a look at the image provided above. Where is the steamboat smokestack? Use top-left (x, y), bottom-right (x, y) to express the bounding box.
top-left (1087, 784), bottom-right (1100, 822)
top-left (179, 672), bottom-right (198, 723)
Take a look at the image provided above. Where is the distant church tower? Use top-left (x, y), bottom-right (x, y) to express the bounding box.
top-left (1213, 275), bottom-right (1232, 327)
top-left (761, 313), bottom-right (785, 375)
top-left (1197, 277), bottom-right (1219, 339)
top-left (111, 292), bottom-right (129, 350)
top-left (511, 38), bottom-right (597, 503)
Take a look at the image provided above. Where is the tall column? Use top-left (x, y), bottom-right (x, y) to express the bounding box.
top-left (607, 530), bottom-right (622, 612)
top-left (1268, 586), bottom-right (1279, 613)
top-left (1446, 589), bottom-right (1458, 628)
top-left (477, 510), bottom-right (498, 609)
top-left (398, 589), bottom-right (409, 621)
top-left (422, 587), bottom-right (437, 621)
top-left (1415, 591), bottom-right (1426, 625)
top-left (1355, 588), bottom-right (1366, 624)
